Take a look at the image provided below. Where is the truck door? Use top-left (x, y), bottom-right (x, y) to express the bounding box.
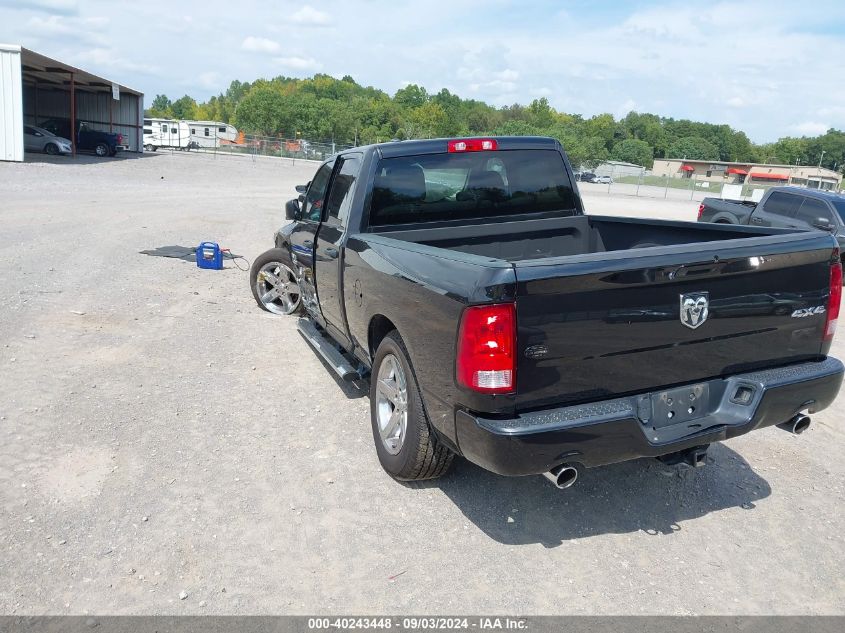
top-left (794, 197), bottom-right (836, 232)
top-left (314, 153), bottom-right (363, 347)
top-left (749, 190), bottom-right (802, 227)
top-left (290, 159), bottom-right (335, 317)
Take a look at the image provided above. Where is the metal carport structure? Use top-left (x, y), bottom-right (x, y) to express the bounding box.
top-left (0, 44), bottom-right (144, 162)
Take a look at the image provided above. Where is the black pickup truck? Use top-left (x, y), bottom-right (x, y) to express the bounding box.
top-left (698, 186), bottom-right (845, 252)
top-left (251, 137), bottom-right (843, 488)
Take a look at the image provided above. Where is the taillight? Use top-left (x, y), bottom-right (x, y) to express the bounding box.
top-left (448, 138), bottom-right (498, 153)
top-left (825, 249), bottom-right (842, 342)
top-left (456, 303), bottom-right (516, 393)
top-left (117, 134), bottom-right (123, 144)
top-left (697, 203), bottom-right (705, 220)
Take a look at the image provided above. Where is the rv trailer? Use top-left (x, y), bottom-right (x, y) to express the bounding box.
top-left (143, 118), bottom-right (191, 151)
top-left (187, 121), bottom-right (239, 148)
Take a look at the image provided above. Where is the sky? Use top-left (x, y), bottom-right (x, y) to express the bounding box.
top-left (2, 0), bottom-right (845, 143)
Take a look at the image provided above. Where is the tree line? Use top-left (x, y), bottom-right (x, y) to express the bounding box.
top-left (146, 74), bottom-right (845, 171)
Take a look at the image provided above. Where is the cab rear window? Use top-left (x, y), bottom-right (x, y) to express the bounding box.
top-left (369, 149), bottom-right (578, 226)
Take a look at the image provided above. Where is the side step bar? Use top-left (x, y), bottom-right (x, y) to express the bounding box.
top-left (296, 318), bottom-right (360, 381)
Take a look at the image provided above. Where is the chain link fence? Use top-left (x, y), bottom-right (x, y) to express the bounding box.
top-left (575, 162), bottom-right (807, 203)
top-left (210, 135), bottom-right (356, 161)
top-left (153, 133), bottom-right (356, 163)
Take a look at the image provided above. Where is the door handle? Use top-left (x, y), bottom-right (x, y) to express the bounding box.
top-left (750, 217), bottom-right (762, 224)
top-left (303, 240), bottom-right (313, 247)
top-left (325, 247), bottom-right (339, 259)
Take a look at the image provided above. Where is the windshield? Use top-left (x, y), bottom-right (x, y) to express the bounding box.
top-left (368, 149), bottom-right (578, 226)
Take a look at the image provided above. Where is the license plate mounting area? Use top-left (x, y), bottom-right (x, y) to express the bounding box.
top-left (650, 383), bottom-right (709, 429)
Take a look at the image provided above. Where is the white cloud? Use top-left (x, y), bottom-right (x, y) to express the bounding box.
top-left (27, 13), bottom-right (108, 38)
top-left (241, 36), bottom-right (280, 53)
top-left (0, 0), bottom-right (78, 14)
top-left (615, 98), bottom-right (638, 118)
top-left (73, 48), bottom-right (157, 75)
top-left (198, 71), bottom-right (220, 89)
top-left (790, 121), bottom-right (831, 136)
top-left (288, 5), bottom-right (331, 26)
top-left (273, 56), bottom-right (321, 71)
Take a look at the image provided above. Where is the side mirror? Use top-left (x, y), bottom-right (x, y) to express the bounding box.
top-left (295, 182), bottom-right (310, 194)
top-left (285, 199), bottom-right (301, 221)
top-left (813, 217), bottom-right (834, 231)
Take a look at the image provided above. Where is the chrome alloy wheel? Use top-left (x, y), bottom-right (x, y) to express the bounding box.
top-left (255, 262), bottom-right (301, 315)
top-left (375, 353), bottom-right (408, 455)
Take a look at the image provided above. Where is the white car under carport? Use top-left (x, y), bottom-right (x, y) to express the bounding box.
top-left (24, 125), bottom-right (72, 155)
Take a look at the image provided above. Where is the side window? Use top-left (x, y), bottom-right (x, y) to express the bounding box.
top-left (171, 127), bottom-right (178, 134)
top-left (323, 155), bottom-right (362, 226)
top-left (302, 161), bottom-right (335, 222)
top-left (795, 198), bottom-right (833, 226)
top-left (191, 128), bottom-right (196, 135)
top-left (204, 128), bottom-right (210, 137)
top-left (161, 124), bottom-right (167, 133)
top-left (763, 192), bottom-right (801, 218)
top-left (218, 126), bottom-right (226, 133)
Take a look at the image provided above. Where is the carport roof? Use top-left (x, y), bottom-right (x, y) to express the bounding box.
top-left (1, 43), bottom-right (142, 96)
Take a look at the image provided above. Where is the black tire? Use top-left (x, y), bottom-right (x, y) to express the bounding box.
top-left (370, 331), bottom-right (454, 481)
top-left (95, 143), bottom-right (109, 157)
top-left (249, 247), bottom-right (303, 315)
top-left (44, 143), bottom-right (59, 155)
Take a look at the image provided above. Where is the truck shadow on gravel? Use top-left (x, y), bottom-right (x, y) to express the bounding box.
top-left (428, 443), bottom-right (770, 547)
top-left (327, 373), bottom-right (771, 545)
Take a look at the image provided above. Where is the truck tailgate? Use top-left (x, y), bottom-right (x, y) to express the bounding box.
top-left (513, 234), bottom-right (837, 410)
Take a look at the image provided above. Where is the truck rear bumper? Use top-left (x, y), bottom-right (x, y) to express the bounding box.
top-left (455, 357), bottom-right (843, 476)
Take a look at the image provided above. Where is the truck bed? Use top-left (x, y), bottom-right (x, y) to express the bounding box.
top-left (377, 214), bottom-right (785, 262)
top-left (369, 215), bottom-right (836, 412)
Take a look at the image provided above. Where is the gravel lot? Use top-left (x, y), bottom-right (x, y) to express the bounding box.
top-left (1, 151), bottom-right (843, 615)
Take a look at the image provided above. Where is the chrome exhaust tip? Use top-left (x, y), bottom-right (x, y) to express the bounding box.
top-left (543, 464), bottom-right (578, 489)
top-left (778, 413), bottom-right (811, 435)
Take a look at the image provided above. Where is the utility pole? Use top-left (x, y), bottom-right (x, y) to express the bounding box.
top-left (817, 150), bottom-right (826, 190)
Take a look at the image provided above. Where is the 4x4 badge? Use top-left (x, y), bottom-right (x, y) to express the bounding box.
top-left (680, 292), bottom-right (709, 329)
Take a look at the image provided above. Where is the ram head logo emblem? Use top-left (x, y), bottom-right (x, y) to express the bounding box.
top-left (680, 292), bottom-right (709, 329)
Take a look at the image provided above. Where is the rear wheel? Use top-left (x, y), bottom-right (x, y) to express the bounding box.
top-left (370, 331), bottom-right (454, 481)
top-left (249, 248), bottom-right (302, 315)
top-left (95, 143), bottom-right (109, 157)
top-left (44, 143), bottom-right (59, 155)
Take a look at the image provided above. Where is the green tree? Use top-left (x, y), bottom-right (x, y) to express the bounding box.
top-left (231, 86), bottom-right (286, 135)
top-left (492, 120), bottom-right (544, 136)
top-left (393, 84), bottom-right (428, 109)
top-left (527, 97), bottom-right (556, 129)
top-left (611, 138), bottom-right (654, 168)
top-left (584, 113), bottom-right (617, 149)
top-left (170, 95), bottom-right (198, 120)
top-left (146, 94), bottom-right (172, 117)
top-left (666, 136), bottom-right (720, 161)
